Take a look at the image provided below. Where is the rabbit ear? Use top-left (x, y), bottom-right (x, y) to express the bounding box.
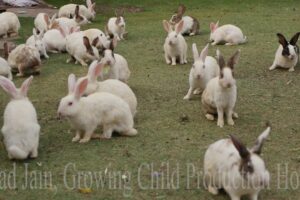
top-left (75, 5), bottom-right (80, 17)
top-left (230, 135), bottom-right (250, 160)
top-left (68, 74), bottom-right (76, 94)
top-left (88, 61), bottom-right (104, 81)
top-left (83, 36), bottom-right (94, 55)
top-left (210, 21), bottom-right (219, 32)
top-left (0, 76), bottom-right (18, 98)
top-left (177, 4), bottom-right (186, 16)
top-left (58, 26), bottom-right (66, 38)
top-left (3, 42), bottom-right (9, 59)
top-left (43, 14), bottom-right (50, 26)
top-left (91, 37), bottom-right (99, 47)
top-left (277, 33), bottom-right (288, 48)
top-left (290, 32), bottom-right (300, 46)
top-left (20, 76), bottom-right (33, 97)
top-left (111, 37), bottom-right (118, 50)
top-left (33, 28), bottom-right (38, 40)
top-left (175, 20), bottom-right (184, 34)
top-left (216, 49), bottom-right (225, 70)
top-left (86, 0), bottom-right (92, 7)
top-left (74, 77), bottom-right (88, 99)
top-left (251, 122), bottom-right (271, 155)
top-left (192, 43), bottom-right (199, 60)
top-left (199, 43), bottom-right (209, 62)
top-left (227, 49), bottom-right (241, 69)
top-left (163, 20), bottom-right (171, 33)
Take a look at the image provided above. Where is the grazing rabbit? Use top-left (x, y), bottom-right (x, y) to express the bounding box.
top-left (105, 10), bottom-right (126, 40)
top-left (0, 57), bottom-right (12, 80)
top-left (82, 61), bottom-right (137, 116)
top-left (210, 21), bottom-right (247, 45)
top-left (83, 28), bottom-right (111, 50)
top-left (54, 5), bottom-right (89, 30)
top-left (34, 13), bottom-right (57, 33)
top-left (269, 32), bottom-right (300, 72)
top-left (169, 4), bottom-right (199, 36)
top-left (57, 74), bottom-right (137, 143)
top-left (0, 76), bottom-right (40, 160)
top-left (201, 49), bottom-right (240, 128)
top-left (204, 123), bottom-right (271, 200)
top-left (58, 0), bottom-right (96, 21)
top-left (43, 25), bottom-right (72, 53)
top-left (26, 28), bottom-right (49, 59)
top-left (184, 43), bottom-right (219, 100)
top-left (99, 38), bottom-right (130, 82)
top-left (5, 43), bottom-right (41, 77)
top-left (0, 12), bottom-right (20, 38)
top-left (66, 32), bottom-right (100, 66)
top-left (163, 20), bottom-right (187, 66)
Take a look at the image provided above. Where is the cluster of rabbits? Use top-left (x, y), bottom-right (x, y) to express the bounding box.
top-left (162, 4), bottom-right (300, 200)
top-left (0, 2), bottom-right (298, 200)
top-left (0, 0), bottom-right (137, 160)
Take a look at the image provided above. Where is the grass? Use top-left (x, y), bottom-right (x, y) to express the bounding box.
top-left (0, 0), bottom-right (300, 199)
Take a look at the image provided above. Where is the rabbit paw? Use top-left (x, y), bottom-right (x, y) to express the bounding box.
top-left (217, 120), bottom-right (224, 128)
top-left (228, 119), bottom-right (235, 126)
top-left (79, 138), bottom-right (90, 143)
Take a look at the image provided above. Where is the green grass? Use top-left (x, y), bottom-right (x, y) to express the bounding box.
top-left (0, 0), bottom-right (300, 199)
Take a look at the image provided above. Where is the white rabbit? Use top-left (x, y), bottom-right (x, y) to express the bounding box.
top-left (34, 13), bottom-right (57, 33)
top-left (105, 10), bottom-right (126, 41)
top-left (184, 43), bottom-right (219, 100)
top-left (42, 25), bottom-right (72, 53)
top-left (0, 57), bottom-right (12, 80)
top-left (163, 20), bottom-right (187, 66)
top-left (83, 28), bottom-right (110, 49)
top-left (66, 32), bottom-right (100, 66)
top-left (201, 49), bottom-right (240, 128)
top-left (5, 43), bottom-right (41, 77)
top-left (58, 0), bottom-right (96, 21)
top-left (82, 61), bottom-right (137, 116)
top-left (57, 74), bottom-right (137, 143)
top-left (55, 5), bottom-right (90, 30)
top-left (99, 38), bottom-right (130, 82)
top-left (169, 4), bottom-right (199, 36)
top-left (26, 28), bottom-right (49, 59)
top-left (269, 32), bottom-right (300, 72)
top-left (204, 124), bottom-right (271, 200)
top-left (0, 76), bottom-right (40, 160)
top-left (210, 21), bottom-right (247, 45)
top-left (0, 12), bottom-right (20, 38)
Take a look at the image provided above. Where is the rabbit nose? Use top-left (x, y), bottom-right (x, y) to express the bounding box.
top-left (107, 61), bottom-right (111, 65)
top-left (227, 83), bottom-right (231, 88)
top-left (169, 41), bottom-right (173, 45)
top-left (290, 55), bottom-right (295, 60)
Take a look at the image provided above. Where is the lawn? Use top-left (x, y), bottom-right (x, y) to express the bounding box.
top-left (0, 0), bottom-right (300, 199)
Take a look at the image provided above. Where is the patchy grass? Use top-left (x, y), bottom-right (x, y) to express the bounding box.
top-left (0, 0), bottom-right (300, 199)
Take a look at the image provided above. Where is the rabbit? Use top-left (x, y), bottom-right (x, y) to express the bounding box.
top-left (34, 13), bottom-right (57, 33)
top-left (0, 57), bottom-right (12, 80)
top-left (0, 76), bottom-right (40, 160)
top-left (26, 28), bottom-right (49, 59)
top-left (105, 9), bottom-right (126, 41)
top-left (43, 25), bottom-right (72, 53)
top-left (57, 74), bottom-right (137, 143)
top-left (210, 21), bottom-right (247, 45)
top-left (269, 32), bottom-right (300, 72)
top-left (66, 32), bottom-right (100, 66)
top-left (99, 37), bottom-right (130, 82)
top-left (83, 28), bottom-right (111, 50)
top-left (82, 61), bottom-right (137, 116)
top-left (184, 43), bottom-right (219, 100)
top-left (58, 0), bottom-right (96, 21)
top-left (201, 49), bottom-right (240, 128)
top-left (54, 5), bottom-right (90, 31)
top-left (169, 4), bottom-right (200, 36)
top-left (163, 20), bottom-right (188, 66)
top-left (5, 43), bottom-right (41, 77)
top-left (0, 12), bottom-right (20, 38)
top-left (204, 123), bottom-right (271, 200)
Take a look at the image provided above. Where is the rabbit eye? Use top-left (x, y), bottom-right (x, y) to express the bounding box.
top-left (68, 102), bottom-right (73, 106)
top-left (100, 34), bottom-right (103, 36)
top-left (175, 35), bottom-right (178, 38)
top-left (203, 65), bottom-right (206, 69)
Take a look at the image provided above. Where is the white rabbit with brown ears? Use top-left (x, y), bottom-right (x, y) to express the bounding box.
top-left (269, 32), bottom-right (300, 72)
top-left (204, 123), bottom-right (271, 200)
top-left (201, 49), bottom-right (240, 128)
top-left (210, 21), bottom-right (247, 45)
top-left (57, 74), bottom-right (137, 143)
top-left (58, 0), bottom-right (96, 21)
top-left (105, 9), bottom-right (126, 41)
top-left (163, 20), bottom-right (187, 66)
top-left (169, 4), bottom-right (200, 36)
top-left (184, 43), bottom-right (219, 100)
top-left (0, 76), bottom-right (40, 160)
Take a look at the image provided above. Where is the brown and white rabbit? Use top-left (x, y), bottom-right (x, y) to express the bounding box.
top-left (58, 0), bottom-right (96, 21)
top-left (169, 4), bottom-right (200, 36)
top-left (204, 123), bottom-right (271, 200)
top-left (105, 9), bottom-right (126, 41)
top-left (269, 32), bottom-right (300, 72)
